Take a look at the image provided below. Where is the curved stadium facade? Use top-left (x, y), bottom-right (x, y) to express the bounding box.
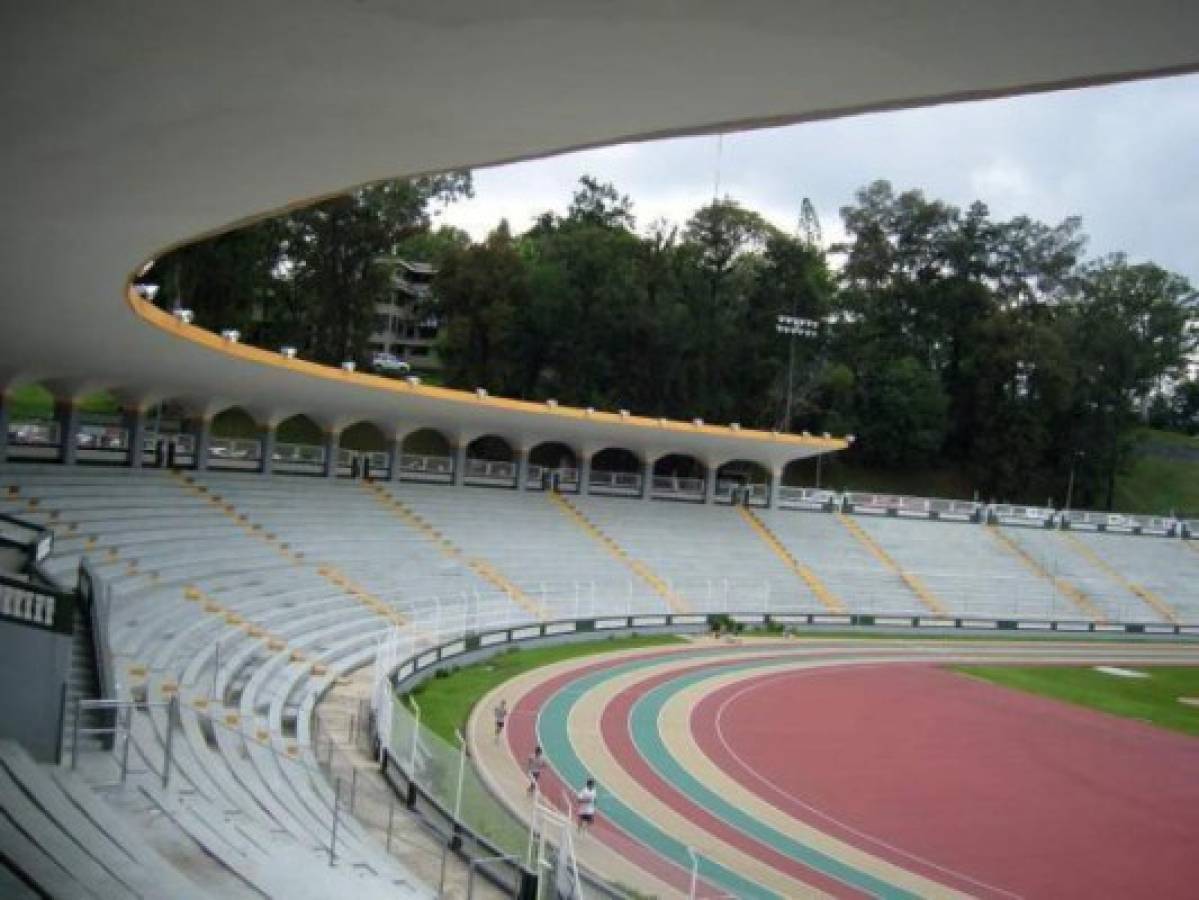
top-left (2, 3), bottom-right (1199, 897)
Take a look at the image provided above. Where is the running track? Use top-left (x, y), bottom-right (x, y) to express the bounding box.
top-left (466, 638), bottom-right (1199, 899)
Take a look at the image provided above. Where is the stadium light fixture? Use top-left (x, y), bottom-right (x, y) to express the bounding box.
top-left (220, 329), bottom-right (240, 343)
top-left (172, 307), bottom-right (193, 324)
top-left (776, 315), bottom-right (820, 433)
top-left (279, 346), bottom-right (297, 359)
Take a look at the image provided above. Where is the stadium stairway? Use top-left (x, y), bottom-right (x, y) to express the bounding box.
top-left (363, 480), bottom-right (550, 620)
top-left (985, 526), bottom-right (1105, 622)
top-left (736, 506), bottom-right (847, 613)
top-left (545, 490), bottom-right (688, 613)
top-left (571, 494), bottom-right (817, 613)
top-left (997, 526), bottom-right (1172, 623)
top-left (1057, 531), bottom-right (1181, 624)
top-left (833, 513), bottom-right (948, 615)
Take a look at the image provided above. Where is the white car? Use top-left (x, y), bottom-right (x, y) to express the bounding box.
top-left (371, 352), bottom-right (411, 375)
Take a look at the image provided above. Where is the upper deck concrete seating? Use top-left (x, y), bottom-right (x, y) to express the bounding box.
top-left (998, 527), bottom-right (1166, 622)
top-left (573, 495), bottom-right (816, 612)
top-left (759, 508), bottom-right (927, 615)
top-left (854, 516), bottom-right (1057, 619)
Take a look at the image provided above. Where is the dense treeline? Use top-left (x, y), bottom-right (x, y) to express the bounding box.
top-left (434, 178), bottom-right (1195, 508)
top-left (148, 174), bottom-right (1197, 509)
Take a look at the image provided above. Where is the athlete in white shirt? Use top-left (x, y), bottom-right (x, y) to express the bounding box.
top-left (576, 778), bottom-right (597, 832)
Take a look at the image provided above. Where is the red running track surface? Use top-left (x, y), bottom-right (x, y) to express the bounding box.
top-left (693, 663), bottom-right (1199, 899)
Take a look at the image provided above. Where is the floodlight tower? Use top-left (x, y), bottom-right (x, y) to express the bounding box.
top-left (776, 314), bottom-right (819, 433)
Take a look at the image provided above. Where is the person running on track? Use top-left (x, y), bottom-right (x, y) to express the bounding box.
top-left (577, 778), bottom-right (597, 832)
top-left (493, 699), bottom-right (508, 742)
top-left (526, 745), bottom-right (546, 795)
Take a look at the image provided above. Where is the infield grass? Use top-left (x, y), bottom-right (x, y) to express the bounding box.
top-left (953, 664), bottom-right (1199, 736)
top-left (406, 633), bottom-right (686, 743)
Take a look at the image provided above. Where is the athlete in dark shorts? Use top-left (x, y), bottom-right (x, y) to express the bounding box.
top-left (493, 699), bottom-right (508, 742)
top-left (526, 745), bottom-right (546, 795)
top-left (577, 778), bottom-right (597, 831)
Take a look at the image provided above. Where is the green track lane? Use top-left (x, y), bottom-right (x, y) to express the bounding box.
top-left (538, 653), bottom-right (783, 899)
top-left (536, 649), bottom-right (921, 899)
top-left (631, 668), bottom-right (920, 899)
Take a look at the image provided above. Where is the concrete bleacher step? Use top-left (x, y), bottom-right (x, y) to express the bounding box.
top-left (0, 812), bottom-right (92, 899)
top-left (0, 740), bottom-right (212, 899)
top-left (139, 784), bottom-right (412, 900)
top-left (0, 744), bottom-right (138, 899)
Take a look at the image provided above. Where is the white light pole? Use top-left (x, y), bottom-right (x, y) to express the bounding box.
top-left (775, 315), bottom-right (819, 433)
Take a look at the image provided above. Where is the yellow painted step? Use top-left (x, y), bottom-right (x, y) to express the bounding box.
top-left (835, 513), bottom-right (947, 615)
top-left (738, 507), bottom-right (845, 613)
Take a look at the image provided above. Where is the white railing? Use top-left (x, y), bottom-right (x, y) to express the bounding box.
top-left (209, 437), bottom-right (262, 461)
top-left (652, 475), bottom-right (705, 495)
top-left (275, 442), bottom-right (326, 465)
top-left (1060, 509), bottom-right (1178, 535)
top-left (588, 471), bottom-right (642, 492)
top-left (7, 420), bottom-right (60, 446)
top-left (464, 458), bottom-right (516, 480)
top-left (398, 453), bottom-right (452, 474)
top-left (989, 503), bottom-right (1056, 526)
top-left (0, 579), bottom-right (57, 628)
top-left (525, 465), bottom-right (579, 488)
top-left (777, 486), bottom-right (836, 509)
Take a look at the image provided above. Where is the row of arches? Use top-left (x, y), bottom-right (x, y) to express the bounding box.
top-left (1, 387), bottom-right (822, 499)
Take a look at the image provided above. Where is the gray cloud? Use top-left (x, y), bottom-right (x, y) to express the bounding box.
top-left (439, 72), bottom-right (1199, 283)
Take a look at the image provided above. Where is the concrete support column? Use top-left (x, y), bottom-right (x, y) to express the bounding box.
top-left (55, 401), bottom-right (80, 466)
top-left (386, 439), bottom-right (401, 481)
top-left (192, 418), bottom-right (212, 470)
top-left (704, 466), bottom-right (718, 504)
top-left (323, 431), bottom-right (340, 479)
top-left (0, 393), bottom-right (9, 463)
top-left (259, 424), bottom-right (276, 476)
top-left (767, 469), bottom-right (783, 509)
top-left (515, 452), bottom-right (529, 491)
top-left (123, 408), bottom-right (146, 469)
top-left (641, 461), bottom-right (654, 502)
top-left (577, 454), bottom-right (591, 496)
top-left (453, 444), bottom-right (468, 486)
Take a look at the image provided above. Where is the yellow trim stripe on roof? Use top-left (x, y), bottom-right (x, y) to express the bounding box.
top-left (127, 288), bottom-right (848, 451)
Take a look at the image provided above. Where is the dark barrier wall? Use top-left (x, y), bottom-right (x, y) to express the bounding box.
top-left (0, 616), bottom-right (70, 760)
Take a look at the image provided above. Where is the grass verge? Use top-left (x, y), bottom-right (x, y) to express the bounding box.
top-left (405, 633), bottom-right (686, 744)
top-left (953, 664), bottom-right (1199, 736)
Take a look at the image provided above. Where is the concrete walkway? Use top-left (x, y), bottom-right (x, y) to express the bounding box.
top-left (316, 666), bottom-right (506, 899)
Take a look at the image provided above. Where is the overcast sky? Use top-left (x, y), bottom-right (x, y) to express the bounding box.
top-left (439, 72), bottom-right (1199, 284)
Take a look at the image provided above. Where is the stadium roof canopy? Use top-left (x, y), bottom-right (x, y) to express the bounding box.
top-left (1, 1), bottom-right (1197, 465)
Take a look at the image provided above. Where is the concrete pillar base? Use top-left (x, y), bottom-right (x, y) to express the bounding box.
top-left (124, 408), bottom-right (146, 468)
top-left (259, 426), bottom-right (276, 476)
top-left (55, 401), bottom-right (80, 466)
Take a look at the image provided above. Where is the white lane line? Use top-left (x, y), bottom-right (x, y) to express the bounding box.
top-left (711, 665), bottom-right (1024, 900)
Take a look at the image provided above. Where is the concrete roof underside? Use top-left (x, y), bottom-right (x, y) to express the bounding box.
top-left (1, 1), bottom-right (1197, 469)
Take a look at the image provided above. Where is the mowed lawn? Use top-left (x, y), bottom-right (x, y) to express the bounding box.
top-left (954, 665), bottom-right (1199, 736)
top-left (406, 634), bottom-right (685, 742)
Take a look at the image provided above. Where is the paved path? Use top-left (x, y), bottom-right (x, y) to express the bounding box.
top-left (317, 666), bottom-right (506, 899)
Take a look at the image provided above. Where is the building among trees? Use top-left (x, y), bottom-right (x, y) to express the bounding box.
top-left (369, 257), bottom-right (443, 372)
